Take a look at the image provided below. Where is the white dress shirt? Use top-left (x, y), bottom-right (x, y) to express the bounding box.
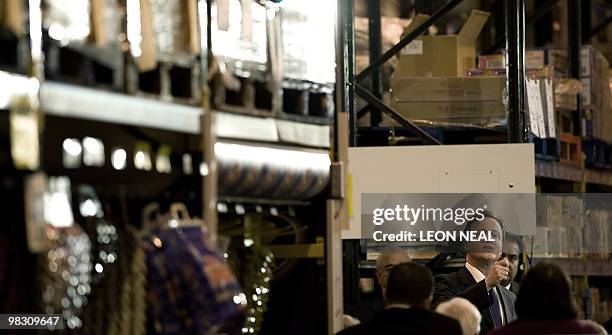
top-left (465, 262), bottom-right (506, 325)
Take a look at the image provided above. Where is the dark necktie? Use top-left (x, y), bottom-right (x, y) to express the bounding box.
top-left (489, 288), bottom-right (503, 328)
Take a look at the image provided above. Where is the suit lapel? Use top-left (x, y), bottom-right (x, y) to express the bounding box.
top-left (458, 267), bottom-right (495, 330)
top-left (498, 286), bottom-right (516, 323)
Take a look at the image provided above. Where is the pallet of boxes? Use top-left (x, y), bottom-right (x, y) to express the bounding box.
top-left (578, 47), bottom-right (612, 170)
top-left (126, 0), bottom-right (201, 104)
top-left (389, 10), bottom-right (556, 143)
top-left (209, 0), bottom-right (335, 121)
top-left (42, 0), bottom-right (124, 90)
top-left (389, 10), bottom-right (508, 130)
top-left (477, 50), bottom-right (580, 162)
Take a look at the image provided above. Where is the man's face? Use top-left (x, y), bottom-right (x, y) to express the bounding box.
top-left (375, 252), bottom-right (410, 289)
top-left (500, 239), bottom-right (520, 286)
top-left (465, 218), bottom-right (503, 263)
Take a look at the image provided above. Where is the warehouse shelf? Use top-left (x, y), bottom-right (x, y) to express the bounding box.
top-left (533, 258), bottom-right (612, 276)
top-left (535, 160), bottom-right (583, 182)
top-left (0, 71), bottom-right (330, 148)
top-left (536, 160), bottom-right (612, 187)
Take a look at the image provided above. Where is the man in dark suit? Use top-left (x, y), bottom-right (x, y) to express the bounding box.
top-left (500, 233), bottom-right (523, 295)
top-left (338, 262), bottom-right (462, 335)
top-left (433, 211), bottom-right (517, 335)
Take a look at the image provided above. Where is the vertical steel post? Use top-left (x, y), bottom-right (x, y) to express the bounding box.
top-left (199, 0), bottom-right (217, 245)
top-left (338, 0), bottom-right (356, 146)
top-left (368, 0), bottom-right (382, 126)
top-left (568, 0), bottom-right (581, 135)
top-left (505, 0), bottom-right (526, 143)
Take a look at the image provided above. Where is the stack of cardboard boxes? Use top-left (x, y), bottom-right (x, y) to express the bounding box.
top-left (579, 47), bottom-right (612, 169)
top-left (389, 10), bottom-right (508, 129)
top-left (532, 194), bottom-right (611, 259)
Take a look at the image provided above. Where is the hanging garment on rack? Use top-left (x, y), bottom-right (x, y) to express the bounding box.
top-left (143, 224), bottom-right (245, 334)
top-left (81, 225), bottom-right (146, 335)
top-left (40, 224), bottom-right (92, 332)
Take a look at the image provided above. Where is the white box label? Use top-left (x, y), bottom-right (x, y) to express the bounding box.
top-left (402, 40), bottom-right (423, 55)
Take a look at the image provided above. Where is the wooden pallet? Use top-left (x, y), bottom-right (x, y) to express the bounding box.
top-left (357, 126), bottom-right (507, 146)
top-left (559, 134), bottom-right (582, 166)
top-left (126, 58), bottom-right (201, 105)
top-left (212, 74), bottom-right (335, 123)
top-left (282, 87), bottom-right (334, 119)
top-left (583, 140), bottom-right (607, 169)
top-left (211, 75), bottom-right (273, 116)
top-left (529, 132), bottom-right (560, 161)
top-left (43, 35), bottom-right (124, 91)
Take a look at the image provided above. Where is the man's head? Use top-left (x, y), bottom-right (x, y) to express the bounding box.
top-left (463, 210), bottom-right (504, 264)
top-left (500, 233), bottom-right (523, 286)
top-left (436, 297), bottom-right (482, 335)
top-left (386, 262), bottom-right (433, 308)
top-left (515, 262), bottom-right (578, 320)
top-left (375, 247), bottom-right (411, 291)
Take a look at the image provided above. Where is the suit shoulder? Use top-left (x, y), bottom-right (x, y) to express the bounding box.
top-left (430, 312), bottom-right (463, 334)
top-left (435, 271), bottom-right (459, 282)
top-left (434, 271), bottom-right (462, 289)
top-left (336, 323), bottom-right (370, 335)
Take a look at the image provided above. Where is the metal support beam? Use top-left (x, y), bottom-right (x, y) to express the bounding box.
top-left (354, 84), bottom-right (442, 145)
top-left (486, 0), bottom-right (559, 54)
top-left (368, 0), bottom-right (382, 126)
top-left (588, 14), bottom-right (612, 39)
top-left (581, 0), bottom-right (591, 42)
top-left (355, 0), bottom-right (463, 82)
top-left (356, 104), bottom-right (371, 119)
top-left (338, 0), bottom-right (356, 146)
top-left (505, 0), bottom-right (526, 143)
top-left (568, 0), bottom-right (581, 136)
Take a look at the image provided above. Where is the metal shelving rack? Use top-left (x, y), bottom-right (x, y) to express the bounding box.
top-left (338, 0), bottom-right (612, 316)
top-left (1, 1), bottom-right (344, 333)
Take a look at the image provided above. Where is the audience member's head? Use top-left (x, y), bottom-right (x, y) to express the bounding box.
top-left (463, 210), bottom-right (504, 265)
top-left (436, 297), bottom-right (482, 335)
top-left (386, 262), bottom-right (433, 308)
top-left (375, 247), bottom-right (411, 294)
top-left (501, 233), bottom-right (524, 286)
top-left (580, 320), bottom-right (608, 335)
top-left (515, 262), bottom-right (578, 320)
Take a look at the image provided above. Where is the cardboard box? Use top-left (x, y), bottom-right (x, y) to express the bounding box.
top-left (391, 76), bottom-right (505, 102)
top-left (389, 76), bottom-right (506, 127)
top-left (537, 195), bottom-right (562, 227)
top-left (546, 48), bottom-right (569, 76)
top-left (567, 226), bottom-right (584, 257)
top-left (478, 54), bottom-right (505, 70)
top-left (479, 50), bottom-right (546, 71)
top-left (548, 226), bottom-right (569, 257)
top-left (532, 226), bottom-right (553, 258)
top-left (561, 196), bottom-right (584, 228)
top-left (526, 49), bottom-right (546, 69)
top-left (397, 10), bottom-right (489, 77)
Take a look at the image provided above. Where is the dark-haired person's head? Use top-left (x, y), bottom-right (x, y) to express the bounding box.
top-left (501, 233), bottom-right (523, 286)
top-left (386, 262), bottom-right (433, 308)
top-left (515, 262), bottom-right (578, 320)
top-left (463, 210), bottom-right (504, 264)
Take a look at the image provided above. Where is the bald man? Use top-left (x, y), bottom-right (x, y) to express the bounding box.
top-left (436, 298), bottom-right (482, 335)
top-left (375, 248), bottom-right (411, 302)
top-left (344, 248), bottom-right (411, 325)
